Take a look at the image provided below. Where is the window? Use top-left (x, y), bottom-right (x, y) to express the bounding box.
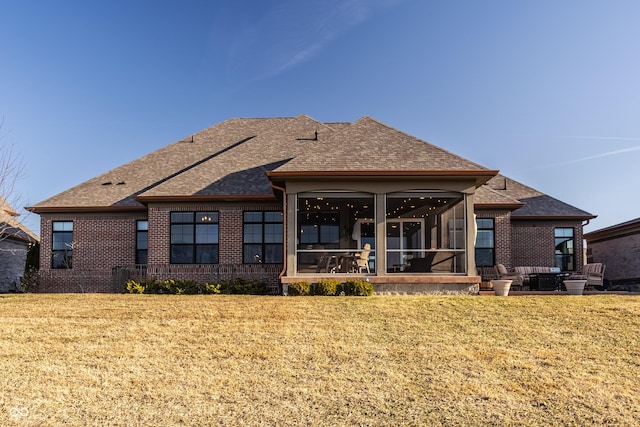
top-left (136, 220), bottom-right (148, 265)
top-left (555, 227), bottom-right (575, 271)
top-left (170, 212), bottom-right (218, 264)
top-left (244, 211), bottom-right (283, 263)
top-left (475, 218), bottom-right (494, 267)
top-left (52, 221), bottom-right (73, 269)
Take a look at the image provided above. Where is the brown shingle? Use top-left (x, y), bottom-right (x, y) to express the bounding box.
top-left (28, 115), bottom-right (592, 222)
top-left (274, 116), bottom-right (490, 172)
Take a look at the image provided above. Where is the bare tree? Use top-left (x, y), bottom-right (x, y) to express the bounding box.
top-left (0, 118), bottom-right (36, 292)
top-left (0, 117), bottom-right (29, 245)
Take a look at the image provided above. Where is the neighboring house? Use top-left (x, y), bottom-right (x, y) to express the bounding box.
top-left (0, 196), bottom-right (38, 292)
top-left (584, 218), bottom-right (640, 291)
top-left (27, 115), bottom-right (595, 294)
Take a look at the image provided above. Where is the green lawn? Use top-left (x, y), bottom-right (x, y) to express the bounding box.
top-left (1, 294), bottom-right (639, 426)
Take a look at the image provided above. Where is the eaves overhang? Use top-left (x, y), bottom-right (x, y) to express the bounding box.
top-left (510, 214), bottom-right (597, 221)
top-left (584, 217), bottom-right (640, 243)
top-left (267, 170), bottom-right (499, 186)
top-left (134, 194), bottom-right (278, 204)
top-left (26, 205), bottom-right (146, 214)
top-left (474, 202), bottom-right (525, 210)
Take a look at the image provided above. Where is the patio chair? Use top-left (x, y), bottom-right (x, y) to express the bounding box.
top-left (355, 244), bottom-right (371, 273)
top-left (496, 264), bottom-right (524, 290)
top-left (584, 263), bottom-right (605, 290)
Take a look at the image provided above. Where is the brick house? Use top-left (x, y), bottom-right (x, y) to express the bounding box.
top-left (1, 196), bottom-right (38, 292)
top-left (27, 115), bottom-right (595, 293)
top-left (584, 218), bottom-right (640, 291)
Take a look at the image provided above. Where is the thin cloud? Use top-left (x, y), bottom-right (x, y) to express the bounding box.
top-left (557, 135), bottom-right (640, 141)
top-left (522, 145), bottom-right (640, 171)
top-left (221, 0), bottom-right (402, 81)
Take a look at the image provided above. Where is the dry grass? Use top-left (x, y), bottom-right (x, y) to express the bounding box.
top-left (1, 294), bottom-right (639, 426)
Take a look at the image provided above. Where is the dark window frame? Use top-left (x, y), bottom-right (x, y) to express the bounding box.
top-left (475, 218), bottom-right (495, 267)
top-left (52, 221), bottom-right (73, 269)
top-left (170, 212), bottom-right (219, 264)
top-left (136, 220), bottom-right (148, 265)
top-left (555, 227), bottom-right (575, 271)
top-left (243, 211), bottom-right (283, 264)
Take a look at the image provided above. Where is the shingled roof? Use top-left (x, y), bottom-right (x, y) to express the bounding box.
top-left (271, 116), bottom-right (490, 173)
top-left (28, 115), bottom-right (497, 211)
top-left (1, 196), bottom-right (38, 243)
top-left (478, 175), bottom-right (595, 220)
top-left (27, 115), bottom-right (594, 221)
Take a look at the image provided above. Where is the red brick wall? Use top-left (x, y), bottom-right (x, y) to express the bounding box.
top-left (588, 233), bottom-right (640, 283)
top-left (475, 211), bottom-right (585, 272)
top-left (38, 212), bottom-right (145, 292)
top-left (37, 203), bottom-right (586, 292)
top-left (511, 220), bottom-right (584, 271)
top-left (37, 202), bottom-right (283, 292)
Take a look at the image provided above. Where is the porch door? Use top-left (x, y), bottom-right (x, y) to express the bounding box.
top-left (386, 219), bottom-right (424, 271)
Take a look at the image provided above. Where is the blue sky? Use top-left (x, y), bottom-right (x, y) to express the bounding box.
top-left (1, 0), bottom-right (639, 235)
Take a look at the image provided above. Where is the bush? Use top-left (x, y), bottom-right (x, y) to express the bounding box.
top-left (215, 278), bottom-right (269, 295)
top-left (125, 279), bottom-right (148, 294)
top-left (287, 281), bottom-right (312, 296)
top-left (162, 279), bottom-right (198, 295)
top-left (202, 282), bottom-right (222, 294)
top-left (125, 278), bottom-right (199, 294)
top-left (314, 279), bottom-right (341, 296)
top-left (343, 279), bottom-right (374, 296)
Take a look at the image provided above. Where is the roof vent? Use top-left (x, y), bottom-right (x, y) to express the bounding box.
top-left (296, 131), bottom-right (318, 141)
top-left (101, 181), bottom-right (112, 186)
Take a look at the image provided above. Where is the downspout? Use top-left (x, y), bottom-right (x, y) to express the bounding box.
top-left (270, 181), bottom-right (287, 280)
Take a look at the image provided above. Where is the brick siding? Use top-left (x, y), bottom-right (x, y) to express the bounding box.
top-left (37, 204), bottom-right (587, 292)
top-left (511, 220), bottom-right (584, 271)
top-left (37, 202), bottom-right (283, 292)
top-left (588, 233), bottom-right (640, 283)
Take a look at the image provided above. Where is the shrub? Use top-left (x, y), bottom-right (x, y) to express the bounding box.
top-left (162, 279), bottom-right (198, 295)
top-left (215, 278), bottom-right (269, 295)
top-left (344, 279), bottom-right (374, 296)
top-left (125, 279), bottom-right (147, 294)
top-left (202, 282), bottom-right (222, 294)
top-left (125, 278), bottom-right (199, 294)
top-left (314, 279), bottom-right (341, 296)
top-left (287, 281), bottom-right (312, 296)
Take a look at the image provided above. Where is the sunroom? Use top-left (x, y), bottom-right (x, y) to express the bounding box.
top-left (273, 174), bottom-right (484, 291)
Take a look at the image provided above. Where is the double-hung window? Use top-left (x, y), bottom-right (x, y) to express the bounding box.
top-left (136, 220), bottom-right (148, 265)
top-left (243, 211), bottom-right (283, 263)
top-left (52, 221), bottom-right (73, 269)
top-left (475, 218), bottom-right (495, 267)
top-left (555, 227), bottom-right (575, 271)
top-left (170, 212), bottom-right (218, 264)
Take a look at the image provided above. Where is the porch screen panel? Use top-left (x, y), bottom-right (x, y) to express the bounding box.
top-left (296, 192), bottom-right (375, 273)
top-left (385, 192), bottom-right (466, 274)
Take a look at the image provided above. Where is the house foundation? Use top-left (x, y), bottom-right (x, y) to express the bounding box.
top-left (281, 275), bottom-right (482, 295)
